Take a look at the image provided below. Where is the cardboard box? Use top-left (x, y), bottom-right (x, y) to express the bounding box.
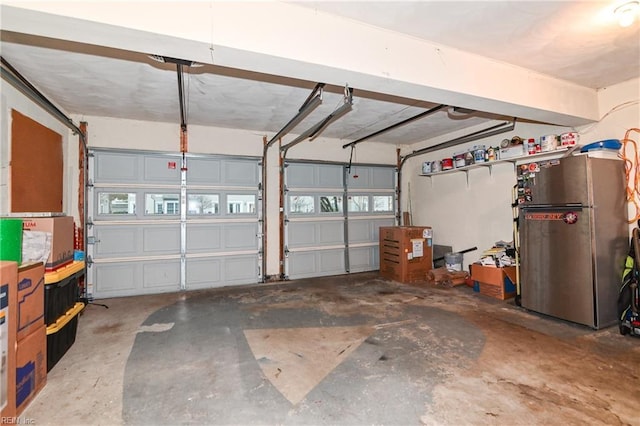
top-left (17, 263), bottom-right (44, 341)
top-left (0, 261), bottom-right (18, 417)
top-left (471, 264), bottom-right (517, 300)
top-left (15, 324), bottom-right (46, 416)
top-left (21, 216), bottom-right (74, 271)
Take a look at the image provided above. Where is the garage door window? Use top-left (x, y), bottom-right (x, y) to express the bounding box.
top-left (289, 195), bottom-right (314, 214)
top-left (320, 195), bottom-right (343, 213)
top-left (188, 194), bottom-right (219, 215)
top-left (227, 194), bottom-right (256, 214)
top-left (98, 192), bottom-right (136, 215)
top-left (373, 195), bottom-right (394, 212)
top-left (347, 195), bottom-right (369, 212)
top-left (145, 193), bottom-right (180, 216)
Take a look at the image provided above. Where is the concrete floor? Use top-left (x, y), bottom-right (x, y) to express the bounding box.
top-left (22, 272), bottom-right (639, 425)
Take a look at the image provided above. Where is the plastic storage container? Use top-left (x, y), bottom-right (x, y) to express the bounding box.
top-left (444, 252), bottom-right (463, 272)
top-left (0, 218), bottom-right (23, 263)
top-left (44, 261), bottom-right (84, 326)
top-left (46, 301), bottom-right (84, 372)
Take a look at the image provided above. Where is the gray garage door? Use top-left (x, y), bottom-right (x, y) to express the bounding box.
top-left (284, 161), bottom-right (396, 279)
top-left (87, 149), bottom-right (260, 299)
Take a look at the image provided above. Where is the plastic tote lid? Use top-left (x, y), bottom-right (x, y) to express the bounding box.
top-left (580, 139), bottom-right (622, 153)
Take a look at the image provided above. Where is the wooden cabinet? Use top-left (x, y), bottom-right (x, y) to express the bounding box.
top-left (379, 226), bottom-right (433, 283)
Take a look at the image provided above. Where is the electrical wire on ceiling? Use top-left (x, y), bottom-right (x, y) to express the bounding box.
top-left (578, 100), bottom-right (640, 134)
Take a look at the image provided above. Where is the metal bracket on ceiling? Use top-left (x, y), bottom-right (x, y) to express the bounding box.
top-left (280, 84), bottom-right (354, 154)
top-left (265, 83), bottom-right (325, 150)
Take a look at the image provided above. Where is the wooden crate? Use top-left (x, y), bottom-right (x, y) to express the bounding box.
top-left (471, 264), bottom-right (517, 300)
top-left (379, 226), bottom-right (433, 283)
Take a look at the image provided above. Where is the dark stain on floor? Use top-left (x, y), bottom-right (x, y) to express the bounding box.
top-left (121, 274), bottom-right (485, 425)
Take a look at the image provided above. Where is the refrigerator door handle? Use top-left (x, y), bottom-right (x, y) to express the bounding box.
top-left (521, 204), bottom-right (584, 211)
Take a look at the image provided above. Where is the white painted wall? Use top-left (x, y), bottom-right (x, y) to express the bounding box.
top-left (0, 80), bottom-right (76, 219)
top-left (407, 77), bottom-right (640, 271)
top-left (592, 77), bottom-right (640, 230)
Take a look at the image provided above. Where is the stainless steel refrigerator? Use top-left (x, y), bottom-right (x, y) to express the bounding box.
top-left (519, 154), bottom-right (628, 329)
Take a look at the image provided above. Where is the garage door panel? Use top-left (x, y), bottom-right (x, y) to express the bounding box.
top-left (318, 222), bottom-right (344, 245)
top-left (143, 226), bottom-right (181, 253)
top-left (287, 164), bottom-right (315, 187)
top-left (347, 220), bottom-right (370, 243)
top-left (95, 152), bottom-right (137, 183)
top-left (94, 263), bottom-right (138, 295)
top-left (143, 156), bottom-right (181, 183)
top-left (288, 249), bottom-right (345, 279)
top-left (287, 163), bottom-right (343, 189)
top-left (187, 255), bottom-right (258, 289)
top-left (371, 167), bottom-right (395, 188)
top-left (288, 222), bottom-right (317, 247)
top-left (318, 165), bottom-right (343, 188)
top-left (186, 225), bottom-right (222, 251)
top-left (349, 247), bottom-right (377, 272)
top-left (288, 252), bottom-right (317, 277)
top-left (347, 217), bottom-right (395, 243)
top-left (225, 256), bottom-right (259, 282)
top-left (94, 226), bottom-right (138, 257)
top-left (224, 160), bottom-right (259, 185)
top-left (187, 158), bottom-right (222, 184)
top-left (186, 258), bottom-right (222, 288)
top-left (224, 224), bottom-right (258, 249)
top-left (319, 250), bottom-right (345, 273)
top-left (143, 260), bottom-right (181, 289)
top-left (347, 167), bottom-right (394, 189)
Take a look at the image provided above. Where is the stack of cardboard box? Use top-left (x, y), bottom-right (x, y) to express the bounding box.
top-left (0, 261), bottom-right (47, 418)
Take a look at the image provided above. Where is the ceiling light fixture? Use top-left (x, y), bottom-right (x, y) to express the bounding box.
top-left (615, 1), bottom-right (639, 27)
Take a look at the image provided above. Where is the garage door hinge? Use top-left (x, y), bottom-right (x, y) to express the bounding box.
top-left (87, 179), bottom-right (94, 187)
top-left (87, 236), bottom-right (100, 244)
top-left (86, 255), bottom-right (93, 266)
top-left (86, 217), bottom-right (94, 228)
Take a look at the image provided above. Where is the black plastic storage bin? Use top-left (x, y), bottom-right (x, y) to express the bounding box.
top-left (46, 302), bottom-right (84, 372)
top-left (44, 262), bottom-right (84, 326)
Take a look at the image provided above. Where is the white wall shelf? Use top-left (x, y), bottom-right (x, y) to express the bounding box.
top-left (419, 146), bottom-right (573, 187)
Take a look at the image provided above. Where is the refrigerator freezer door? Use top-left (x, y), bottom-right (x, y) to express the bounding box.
top-left (527, 155), bottom-right (590, 206)
top-left (520, 206), bottom-right (595, 327)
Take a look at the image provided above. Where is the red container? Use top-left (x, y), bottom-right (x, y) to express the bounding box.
top-left (441, 158), bottom-right (453, 170)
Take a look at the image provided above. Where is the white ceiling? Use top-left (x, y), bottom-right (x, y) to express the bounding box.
top-left (1, 1), bottom-right (638, 147)
top-left (296, 1), bottom-right (640, 90)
